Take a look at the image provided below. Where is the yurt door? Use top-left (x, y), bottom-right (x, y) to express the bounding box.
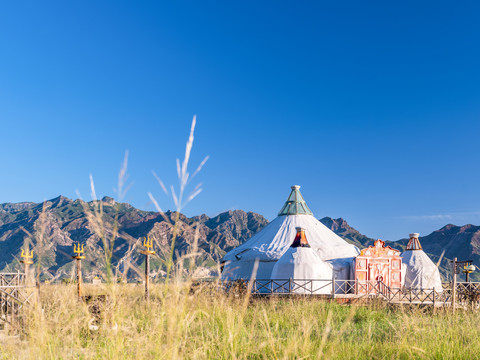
top-left (368, 260), bottom-right (388, 292)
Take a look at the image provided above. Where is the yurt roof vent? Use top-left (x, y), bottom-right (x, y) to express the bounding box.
top-left (278, 185), bottom-right (313, 216)
top-left (406, 233), bottom-right (422, 251)
top-left (291, 227), bottom-right (311, 248)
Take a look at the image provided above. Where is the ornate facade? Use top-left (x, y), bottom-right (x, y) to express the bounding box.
top-left (355, 239), bottom-right (402, 293)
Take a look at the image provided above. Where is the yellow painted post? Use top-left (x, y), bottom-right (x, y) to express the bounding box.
top-left (20, 247), bottom-right (34, 286)
top-left (140, 236), bottom-right (155, 300)
top-left (145, 253), bottom-right (150, 298)
top-left (72, 243), bottom-right (86, 298)
top-left (77, 259), bottom-right (82, 297)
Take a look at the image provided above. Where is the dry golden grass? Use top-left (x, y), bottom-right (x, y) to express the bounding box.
top-left (0, 283), bottom-right (478, 359)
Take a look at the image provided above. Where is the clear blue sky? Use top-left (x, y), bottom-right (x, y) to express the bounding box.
top-left (1, 1), bottom-right (479, 240)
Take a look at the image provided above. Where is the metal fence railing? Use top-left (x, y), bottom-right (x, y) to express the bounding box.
top-left (455, 282), bottom-right (480, 309)
top-left (252, 279), bottom-right (334, 295)
top-left (221, 279), bottom-right (480, 308)
top-left (0, 272), bottom-right (34, 327)
top-left (0, 273), bottom-right (26, 288)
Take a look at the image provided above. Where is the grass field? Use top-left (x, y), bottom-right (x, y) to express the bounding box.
top-left (1, 282), bottom-right (479, 360)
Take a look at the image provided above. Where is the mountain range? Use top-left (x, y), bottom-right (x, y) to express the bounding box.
top-left (0, 196), bottom-right (478, 281)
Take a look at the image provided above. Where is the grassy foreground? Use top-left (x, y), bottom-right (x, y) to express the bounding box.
top-left (0, 283), bottom-right (479, 359)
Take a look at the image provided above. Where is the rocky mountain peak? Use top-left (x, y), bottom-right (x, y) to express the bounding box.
top-left (43, 195), bottom-right (73, 209)
top-left (101, 196), bottom-right (116, 205)
top-left (320, 217), bottom-right (375, 249)
top-left (0, 202), bottom-right (36, 213)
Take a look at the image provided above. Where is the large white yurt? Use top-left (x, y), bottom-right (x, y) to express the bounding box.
top-left (401, 233), bottom-right (443, 291)
top-left (221, 185), bottom-right (360, 281)
top-left (270, 227), bottom-right (333, 294)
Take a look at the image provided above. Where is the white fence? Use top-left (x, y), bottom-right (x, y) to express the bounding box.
top-left (222, 279), bottom-right (480, 308)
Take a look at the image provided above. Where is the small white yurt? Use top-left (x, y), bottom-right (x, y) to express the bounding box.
top-left (401, 233), bottom-right (443, 291)
top-left (270, 227), bottom-right (333, 294)
top-left (221, 185), bottom-right (359, 281)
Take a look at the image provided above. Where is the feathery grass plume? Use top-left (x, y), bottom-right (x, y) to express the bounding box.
top-left (77, 151), bottom-right (133, 284)
top-left (149, 115), bottom-right (209, 284)
top-left (19, 200), bottom-right (55, 291)
top-left (33, 202), bottom-right (49, 286)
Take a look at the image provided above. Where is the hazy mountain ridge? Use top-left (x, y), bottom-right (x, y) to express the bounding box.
top-left (0, 197), bottom-right (477, 281)
top-left (319, 217), bottom-right (479, 281)
top-left (0, 196), bottom-right (269, 281)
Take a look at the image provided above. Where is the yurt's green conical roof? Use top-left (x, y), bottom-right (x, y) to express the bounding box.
top-left (278, 185), bottom-right (313, 216)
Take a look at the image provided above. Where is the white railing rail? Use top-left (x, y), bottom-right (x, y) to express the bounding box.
top-left (221, 279), bottom-right (472, 307)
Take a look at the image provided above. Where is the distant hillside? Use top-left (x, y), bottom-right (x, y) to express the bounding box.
top-left (1, 197), bottom-right (479, 282)
top-left (0, 196), bottom-right (268, 281)
top-left (319, 217), bottom-right (410, 250)
top-left (319, 217), bottom-right (476, 281)
top-left (319, 217), bottom-right (378, 249)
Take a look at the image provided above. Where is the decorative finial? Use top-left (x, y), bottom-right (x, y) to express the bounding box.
top-left (73, 243), bottom-right (85, 259)
top-left (141, 235), bottom-right (156, 255)
top-left (20, 248), bottom-right (34, 265)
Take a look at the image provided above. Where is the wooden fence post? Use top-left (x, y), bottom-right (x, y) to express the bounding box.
top-left (452, 257), bottom-right (457, 314)
top-left (433, 290), bottom-right (436, 314)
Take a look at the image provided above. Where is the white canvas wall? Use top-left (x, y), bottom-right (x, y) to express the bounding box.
top-left (401, 250), bottom-right (443, 291)
top-left (222, 214), bottom-right (359, 281)
top-left (270, 247), bottom-right (333, 294)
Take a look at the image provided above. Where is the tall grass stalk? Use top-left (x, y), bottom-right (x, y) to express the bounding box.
top-left (76, 150), bottom-right (132, 285)
top-left (149, 115), bottom-right (208, 285)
